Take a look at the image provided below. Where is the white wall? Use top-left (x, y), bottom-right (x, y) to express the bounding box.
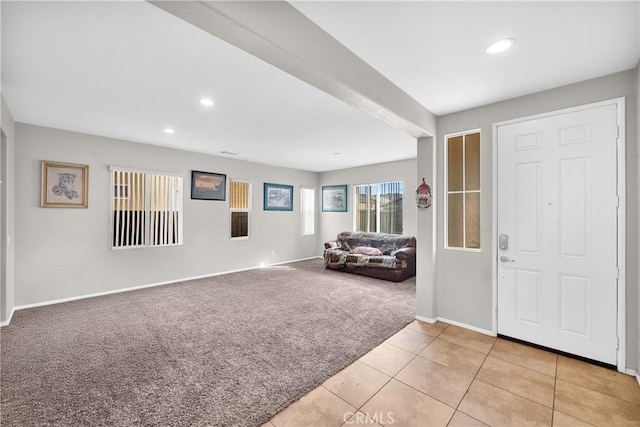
top-left (1, 95), bottom-right (16, 323)
top-left (429, 69), bottom-right (639, 369)
top-left (318, 159), bottom-right (417, 246)
top-left (416, 137), bottom-right (436, 321)
top-left (14, 123), bottom-right (319, 307)
top-left (636, 61), bottom-right (640, 375)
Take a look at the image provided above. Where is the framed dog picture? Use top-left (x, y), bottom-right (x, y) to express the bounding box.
top-left (41, 161), bottom-right (89, 208)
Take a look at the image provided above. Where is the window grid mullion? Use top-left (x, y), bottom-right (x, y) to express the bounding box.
top-left (462, 134), bottom-right (467, 249)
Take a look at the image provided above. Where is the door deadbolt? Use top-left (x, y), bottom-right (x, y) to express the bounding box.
top-left (499, 234), bottom-right (509, 250)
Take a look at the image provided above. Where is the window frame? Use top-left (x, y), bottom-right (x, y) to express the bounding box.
top-left (229, 178), bottom-right (251, 241)
top-left (300, 186), bottom-right (315, 236)
top-left (109, 166), bottom-right (184, 250)
top-left (353, 181), bottom-right (403, 234)
top-left (444, 129), bottom-right (481, 252)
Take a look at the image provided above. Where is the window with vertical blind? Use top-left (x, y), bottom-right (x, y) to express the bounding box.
top-left (230, 179), bottom-right (251, 239)
top-left (445, 130), bottom-right (481, 250)
top-left (111, 168), bottom-right (183, 249)
top-left (300, 187), bottom-right (315, 235)
top-left (354, 181), bottom-right (403, 234)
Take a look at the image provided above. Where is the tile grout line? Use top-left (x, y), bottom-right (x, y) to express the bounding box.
top-left (411, 326), bottom-right (562, 423)
top-left (386, 324), bottom-right (490, 425)
top-left (469, 359), bottom-right (557, 410)
top-left (554, 362), bottom-right (640, 407)
top-left (392, 324), bottom-right (500, 418)
top-left (325, 323), bottom-right (449, 425)
top-left (551, 354), bottom-right (558, 426)
top-left (356, 323), bottom-right (450, 423)
top-left (452, 334), bottom-right (497, 422)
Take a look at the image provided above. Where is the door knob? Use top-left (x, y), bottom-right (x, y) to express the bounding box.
top-left (499, 255), bottom-right (515, 263)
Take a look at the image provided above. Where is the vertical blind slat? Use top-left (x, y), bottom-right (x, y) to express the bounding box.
top-left (114, 171), bottom-right (120, 247)
top-left (150, 175), bottom-right (156, 245)
top-left (124, 171), bottom-right (130, 247)
top-left (133, 172), bottom-right (139, 246)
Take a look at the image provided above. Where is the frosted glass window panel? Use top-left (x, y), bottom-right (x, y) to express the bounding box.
top-left (465, 132), bottom-right (481, 191)
top-left (465, 192), bottom-right (481, 249)
top-left (448, 136), bottom-right (464, 191)
top-left (448, 193), bottom-right (464, 248)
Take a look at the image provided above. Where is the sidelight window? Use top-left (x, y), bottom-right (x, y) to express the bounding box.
top-left (445, 130), bottom-right (481, 250)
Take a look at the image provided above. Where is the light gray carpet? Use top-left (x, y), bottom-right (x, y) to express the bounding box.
top-left (1, 258), bottom-right (415, 426)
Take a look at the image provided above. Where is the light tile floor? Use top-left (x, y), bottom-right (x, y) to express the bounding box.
top-left (265, 320), bottom-right (640, 427)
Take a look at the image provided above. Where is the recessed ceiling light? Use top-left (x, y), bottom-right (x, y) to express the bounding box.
top-left (163, 128), bottom-right (175, 134)
top-left (486, 38), bottom-right (515, 55)
top-left (200, 98), bottom-right (214, 107)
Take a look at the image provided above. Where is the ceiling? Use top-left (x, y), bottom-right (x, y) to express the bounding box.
top-left (2, 1), bottom-right (638, 172)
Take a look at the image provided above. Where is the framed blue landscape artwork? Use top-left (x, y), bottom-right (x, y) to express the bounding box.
top-left (263, 182), bottom-right (293, 211)
top-left (322, 185), bottom-right (347, 212)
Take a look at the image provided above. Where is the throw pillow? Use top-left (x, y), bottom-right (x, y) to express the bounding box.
top-left (380, 243), bottom-right (398, 255)
top-left (338, 239), bottom-right (352, 252)
top-left (353, 246), bottom-right (383, 256)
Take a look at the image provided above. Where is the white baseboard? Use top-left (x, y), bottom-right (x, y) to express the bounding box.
top-left (0, 307), bottom-right (15, 327)
top-left (626, 369), bottom-right (640, 384)
top-left (415, 315), bottom-right (437, 324)
top-left (623, 369), bottom-right (640, 382)
top-left (8, 256), bottom-right (322, 323)
top-left (431, 316), bottom-right (496, 337)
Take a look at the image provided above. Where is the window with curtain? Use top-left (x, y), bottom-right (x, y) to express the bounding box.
top-left (230, 179), bottom-right (251, 239)
top-left (300, 187), bottom-right (315, 236)
top-left (111, 168), bottom-right (183, 249)
top-left (354, 181), bottom-right (403, 234)
top-left (446, 130), bottom-right (481, 250)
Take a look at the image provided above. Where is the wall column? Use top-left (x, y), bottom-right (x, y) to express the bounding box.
top-left (416, 136), bottom-right (437, 321)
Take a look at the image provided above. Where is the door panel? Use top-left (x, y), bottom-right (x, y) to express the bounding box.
top-left (559, 157), bottom-right (590, 258)
top-left (515, 162), bottom-right (542, 254)
top-left (497, 103), bottom-right (618, 364)
top-left (515, 269), bottom-right (542, 326)
top-left (559, 274), bottom-right (590, 336)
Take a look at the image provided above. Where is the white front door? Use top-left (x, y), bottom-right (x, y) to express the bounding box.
top-left (497, 102), bottom-right (619, 365)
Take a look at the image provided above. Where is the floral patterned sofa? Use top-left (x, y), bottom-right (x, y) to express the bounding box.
top-left (324, 231), bottom-right (417, 282)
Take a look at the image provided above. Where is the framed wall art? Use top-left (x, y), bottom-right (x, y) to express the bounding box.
top-left (191, 170), bottom-right (226, 201)
top-left (41, 160), bottom-right (89, 208)
top-left (263, 182), bottom-right (293, 211)
top-left (322, 185), bottom-right (347, 212)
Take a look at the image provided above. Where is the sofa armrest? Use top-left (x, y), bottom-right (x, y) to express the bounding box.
top-left (394, 247), bottom-right (416, 260)
top-left (324, 240), bottom-right (338, 250)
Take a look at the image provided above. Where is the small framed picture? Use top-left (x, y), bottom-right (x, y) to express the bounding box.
top-left (263, 182), bottom-right (293, 211)
top-left (191, 171), bottom-right (226, 201)
top-left (322, 185), bottom-right (348, 212)
top-left (41, 160), bottom-right (89, 208)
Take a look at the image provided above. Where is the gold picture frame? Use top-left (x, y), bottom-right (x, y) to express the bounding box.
top-left (41, 160), bottom-right (89, 208)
